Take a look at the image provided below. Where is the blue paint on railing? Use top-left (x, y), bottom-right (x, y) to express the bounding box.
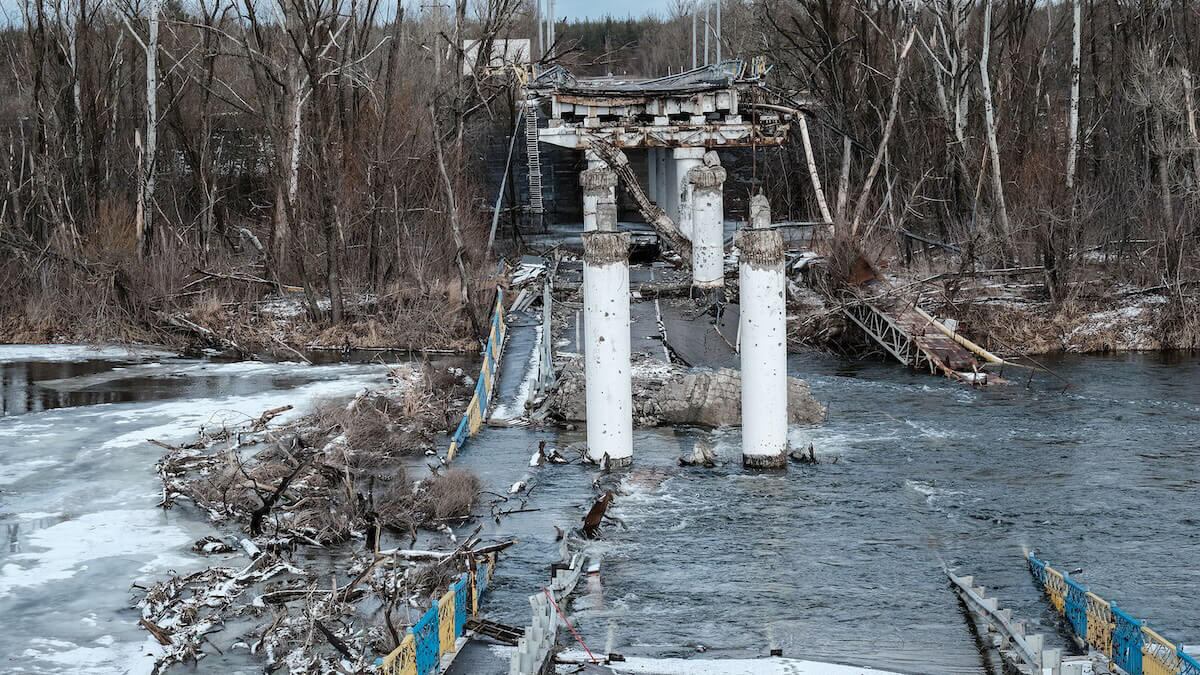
top-left (1112, 603), bottom-right (1144, 675)
top-left (1064, 575), bottom-right (1088, 639)
top-left (413, 606), bottom-right (440, 675)
top-left (1180, 648), bottom-right (1200, 675)
top-left (453, 574), bottom-right (468, 636)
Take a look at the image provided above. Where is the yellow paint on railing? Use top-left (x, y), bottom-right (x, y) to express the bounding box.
top-left (380, 633), bottom-right (417, 675)
top-left (487, 553), bottom-right (497, 584)
top-left (470, 567), bottom-right (479, 617)
top-left (1085, 591), bottom-right (1114, 659)
top-left (481, 358), bottom-right (491, 396)
top-left (1044, 566), bottom-right (1067, 613)
top-left (1142, 626), bottom-right (1180, 675)
top-left (438, 590), bottom-right (456, 657)
top-left (467, 395), bottom-right (482, 434)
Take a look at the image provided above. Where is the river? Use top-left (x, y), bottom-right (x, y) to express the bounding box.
top-left (1, 345), bottom-right (1197, 674)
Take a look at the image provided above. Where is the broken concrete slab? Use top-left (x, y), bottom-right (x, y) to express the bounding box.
top-left (545, 354), bottom-right (825, 428)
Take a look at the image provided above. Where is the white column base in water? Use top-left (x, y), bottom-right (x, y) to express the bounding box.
top-left (583, 231), bottom-right (633, 466)
top-left (672, 147), bottom-right (704, 239)
top-left (737, 227), bottom-right (787, 468)
top-left (688, 153), bottom-right (727, 288)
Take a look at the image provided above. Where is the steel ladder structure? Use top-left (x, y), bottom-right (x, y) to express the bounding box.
top-left (524, 101), bottom-right (544, 228)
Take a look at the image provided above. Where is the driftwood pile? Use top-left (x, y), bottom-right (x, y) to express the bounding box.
top-left (136, 366), bottom-right (505, 673)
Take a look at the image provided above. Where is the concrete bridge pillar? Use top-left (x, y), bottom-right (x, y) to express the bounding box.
top-left (647, 149), bottom-right (658, 203)
top-left (582, 231), bottom-right (633, 466)
top-left (656, 150), bottom-right (670, 212)
top-left (672, 147), bottom-right (705, 239)
top-left (737, 195), bottom-right (787, 469)
top-left (688, 151), bottom-right (727, 288)
top-left (581, 165), bottom-right (617, 232)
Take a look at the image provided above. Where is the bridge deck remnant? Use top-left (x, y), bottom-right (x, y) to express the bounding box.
top-left (527, 60), bottom-right (792, 150)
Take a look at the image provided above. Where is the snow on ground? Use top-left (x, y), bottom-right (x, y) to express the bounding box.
top-left (490, 324), bottom-right (542, 422)
top-left (1063, 295), bottom-right (1169, 352)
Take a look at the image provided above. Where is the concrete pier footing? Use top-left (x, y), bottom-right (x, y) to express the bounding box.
top-left (688, 151), bottom-right (727, 288)
top-left (737, 199), bottom-right (787, 469)
top-left (582, 231), bottom-right (633, 466)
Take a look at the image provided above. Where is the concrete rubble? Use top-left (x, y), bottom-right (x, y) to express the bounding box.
top-left (544, 354), bottom-right (825, 428)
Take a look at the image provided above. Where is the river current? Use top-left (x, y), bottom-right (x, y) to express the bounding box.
top-left (1, 345), bottom-right (1196, 674)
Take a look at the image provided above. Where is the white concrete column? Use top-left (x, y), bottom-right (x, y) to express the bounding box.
top-left (656, 149), bottom-right (670, 212)
top-left (737, 205), bottom-right (787, 469)
top-left (673, 147), bottom-right (705, 240)
top-left (750, 192), bottom-right (771, 230)
top-left (647, 149), bottom-right (658, 203)
top-left (581, 166), bottom-right (617, 232)
top-left (688, 151), bottom-right (727, 288)
top-left (582, 231), bottom-right (633, 466)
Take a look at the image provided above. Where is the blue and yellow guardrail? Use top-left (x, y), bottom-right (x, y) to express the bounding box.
top-left (379, 553), bottom-right (498, 675)
top-left (1029, 553), bottom-right (1200, 675)
top-left (446, 288), bottom-right (507, 461)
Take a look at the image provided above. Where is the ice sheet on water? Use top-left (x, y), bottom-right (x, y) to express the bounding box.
top-left (0, 345), bottom-right (176, 364)
top-left (17, 635), bottom-right (162, 675)
top-left (0, 508), bottom-right (194, 598)
top-left (0, 458), bottom-right (58, 486)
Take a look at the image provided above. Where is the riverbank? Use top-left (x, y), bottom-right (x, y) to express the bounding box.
top-left (0, 264), bottom-right (499, 360)
top-left (787, 259), bottom-right (1200, 356)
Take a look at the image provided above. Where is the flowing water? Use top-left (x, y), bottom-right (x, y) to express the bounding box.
top-left (1, 345), bottom-right (1197, 674)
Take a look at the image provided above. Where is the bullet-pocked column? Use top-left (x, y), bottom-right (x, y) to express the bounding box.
top-left (580, 166), bottom-right (617, 232)
top-left (673, 147), bottom-right (705, 239)
top-left (582, 231), bottom-right (633, 466)
top-left (737, 196), bottom-right (787, 469)
top-left (688, 151), bottom-right (727, 288)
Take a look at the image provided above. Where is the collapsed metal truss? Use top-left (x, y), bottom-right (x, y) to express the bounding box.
top-left (841, 300), bottom-right (938, 375)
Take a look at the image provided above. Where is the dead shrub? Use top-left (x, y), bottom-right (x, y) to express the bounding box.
top-left (416, 469), bottom-right (480, 523)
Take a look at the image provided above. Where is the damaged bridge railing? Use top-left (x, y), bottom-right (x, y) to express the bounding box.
top-left (1028, 552), bottom-right (1200, 675)
top-left (379, 553), bottom-right (499, 675)
top-left (446, 286), bottom-right (507, 461)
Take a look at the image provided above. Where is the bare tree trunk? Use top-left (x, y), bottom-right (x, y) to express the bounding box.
top-left (431, 105), bottom-right (482, 338)
top-left (979, 0), bottom-right (1013, 260)
top-left (1065, 0), bottom-right (1081, 192)
top-left (850, 28), bottom-right (916, 236)
top-left (1183, 68), bottom-right (1200, 185)
top-left (797, 114), bottom-right (834, 226)
top-left (140, 0), bottom-right (159, 258)
top-left (834, 135), bottom-right (851, 234)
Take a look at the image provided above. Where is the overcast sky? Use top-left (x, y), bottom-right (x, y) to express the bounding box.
top-left (548, 0), bottom-right (675, 20)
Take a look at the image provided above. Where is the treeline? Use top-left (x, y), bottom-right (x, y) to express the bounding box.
top-left (759, 0), bottom-right (1200, 302)
top-left (0, 0), bottom-right (531, 343)
top-left (551, 1), bottom-right (1199, 304)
